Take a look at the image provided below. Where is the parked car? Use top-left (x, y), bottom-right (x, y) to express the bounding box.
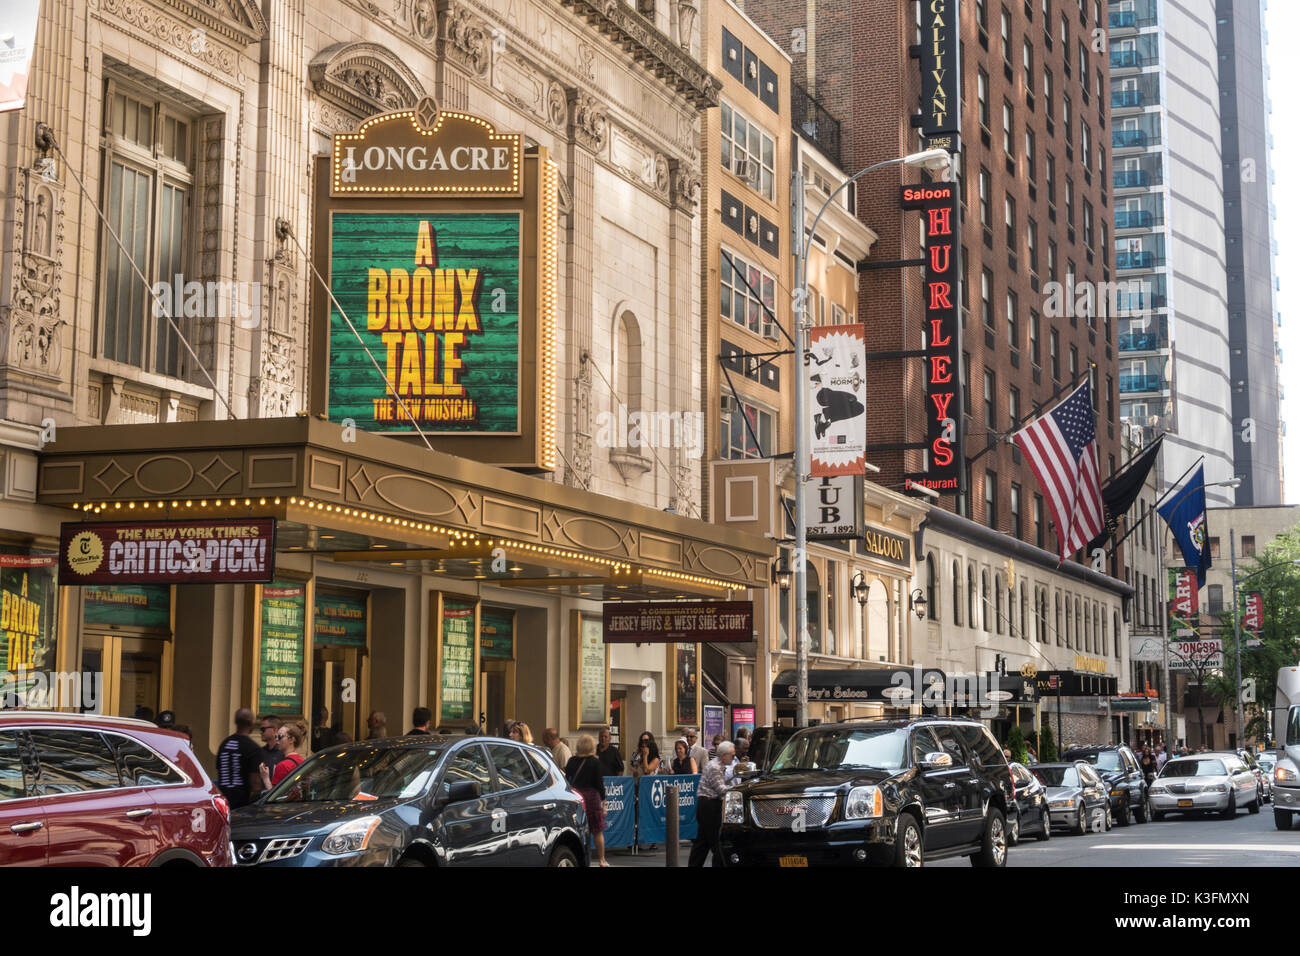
top-left (1063, 745), bottom-right (1150, 825)
top-left (1007, 761), bottom-right (1051, 844)
top-left (1237, 750), bottom-right (1270, 804)
top-left (0, 711), bottom-right (231, 866)
top-left (1149, 752), bottom-right (1261, 820)
top-left (230, 735), bottom-right (588, 866)
top-left (719, 717), bottom-right (1014, 868)
top-left (1031, 761), bottom-right (1111, 835)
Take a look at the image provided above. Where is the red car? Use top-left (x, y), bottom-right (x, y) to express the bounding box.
top-left (0, 712), bottom-right (231, 866)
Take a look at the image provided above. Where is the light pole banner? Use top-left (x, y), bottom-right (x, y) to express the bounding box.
top-left (807, 323), bottom-right (866, 476)
top-left (1167, 568), bottom-right (1198, 638)
top-left (1243, 590), bottom-right (1262, 634)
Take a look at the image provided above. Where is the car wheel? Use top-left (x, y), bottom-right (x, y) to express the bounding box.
top-left (548, 846), bottom-right (579, 868)
top-left (395, 858), bottom-right (427, 867)
top-left (1114, 800), bottom-right (1130, 827)
top-left (1220, 791), bottom-right (1237, 819)
top-left (1036, 812), bottom-right (1052, 841)
top-left (894, 813), bottom-right (924, 868)
top-left (1103, 805), bottom-right (1112, 831)
top-left (970, 808), bottom-right (1007, 867)
top-left (1007, 812), bottom-right (1020, 846)
top-left (1276, 809), bottom-right (1295, 831)
top-left (1072, 805), bottom-right (1087, 835)
top-left (1134, 791), bottom-right (1150, 824)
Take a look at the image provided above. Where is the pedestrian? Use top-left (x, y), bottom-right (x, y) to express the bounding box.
top-left (543, 728), bottom-right (572, 768)
top-left (334, 732), bottom-right (353, 745)
top-left (671, 738), bottom-right (697, 775)
top-left (261, 720), bottom-right (308, 788)
top-left (407, 707), bottom-right (432, 735)
top-left (509, 721), bottom-right (533, 744)
top-left (1003, 747), bottom-right (1013, 763)
top-left (214, 708), bottom-right (263, 810)
top-left (311, 706), bottom-right (336, 752)
top-left (690, 741), bottom-right (738, 867)
top-left (684, 728), bottom-right (708, 770)
top-left (565, 734), bottom-right (609, 867)
top-left (734, 727), bottom-right (751, 744)
top-left (596, 727), bottom-right (624, 777)
top-left (156, 710), bottom-right (176, 730)
top-left (134, 706), bottom-right (155, 722)
top-left (630, 732), bottom-right (660, 777)
top-left (257, 715), bottom-right (283, 789)
top-left (732, 739), bottom-right (755, 776)
top-left (1155, 745), bottom-right (1168, 771)
top-left (709, 733), bottom-right (724, 759)
top-left (366, 711), bottom-right (387, 740)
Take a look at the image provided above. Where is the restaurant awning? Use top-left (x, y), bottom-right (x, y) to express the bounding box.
top-left (772, 668), bottom-right (1037, 706)
top-left (36, 417), bottom-right (773, 599)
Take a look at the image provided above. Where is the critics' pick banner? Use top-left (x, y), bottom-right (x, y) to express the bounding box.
top-left (59, 519), bottom-right (275, 585)
top-left (329, 212), bottom-right (521, 434)
top-left (807, 324), bottom-right (866, 476)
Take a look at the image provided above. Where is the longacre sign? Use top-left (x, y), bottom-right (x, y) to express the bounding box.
top-left (901, 182), bottom-right (963, 496)
top-left (59, 519), bottom-right (276, 585)
top-left (603, 601), bottom-right (754, 644)
top-left (331, 97), bottom-right (522, 197)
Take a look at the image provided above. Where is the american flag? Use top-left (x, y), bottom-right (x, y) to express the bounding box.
top-left (1013, 381), bottom-right (1104, 560)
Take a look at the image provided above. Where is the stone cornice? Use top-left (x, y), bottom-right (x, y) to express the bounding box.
top-left (557, 0), bottom-right (719, 109)
top-left (158, 0), bottom-right (268, 45)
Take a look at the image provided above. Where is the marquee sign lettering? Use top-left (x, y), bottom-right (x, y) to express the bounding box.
top-left (901, 182), bottom-right (963, 496)
top-left (918, 0), bottom-right (961, 150)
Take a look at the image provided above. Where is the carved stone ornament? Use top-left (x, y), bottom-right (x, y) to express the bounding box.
top-left (3, 164), bottom-right (67, 379)
top-left (251, 331), bottom-right (297, 418)
top-left (309, 42), bottom-right (427, 117)
top-left (99, 0), bottom-right (238, 75)
top-left (668, 157), bottom-right (700, 214)
top-left (568, 90), bottom-right (608, 153)
top-left (547, 82), bottom-right (568, 128)
top-left (156, 0), bottom-right (267, 45)
top-left (412, 0), bottom-right (438, 41)
top-left (556, 173), bottom-right (573, 219)
top-left (437, 0), bottom-right (491, 77)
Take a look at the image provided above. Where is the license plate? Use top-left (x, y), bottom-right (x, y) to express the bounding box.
top-left (1177, 799), bottom-right (1194, 807)
top-left (779, 855), bottom-right (808, 868)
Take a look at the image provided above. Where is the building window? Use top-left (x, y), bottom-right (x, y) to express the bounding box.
top-left (1005, 194), bottom-right (1017, 250)
top-left (979, 166), bottom-right (992, 226)
top-left (982, 570), bottom-right (992, 632)
top-left (926, 554), bottom-right (939, 621)
top-left (1055, 593), bottom-right (1062, 646)
top-left (1011, 483), bottom-right (1022, 538)
top-left (995, 573), bottom-right (1005, 634)
top-left (99, 80), bottom-right (196, 377)
top-left (1069, 345), bottom-right (1077, 381)
top-left (1045, 152), bottom-right (1057, 205)
top-left (720, 249), bottom-right (776, 337)
top-left (1050, 328), bottom-right (1060, 381)
top-left (1027, 216), bottom-right (1039, 273)
top-left (968, 563), bottom-right (977, 626)
top-left (1207, 585), bottom-right (1223, 616)
top-left (982, 269), bottom-right (994, 328)
top-left (723, 400), bottom-right (774, 460)
top-left (1023, 38), bottom-right (1034, 91)
top-left (1044, 68), bottom-right (1054, 118)
top-left (1081, 122), bottom-right (1091, 170)
top-left (1009, 386), bottom-right (1021, 428)
top-left (963, 352), bottom-right (972, 414)
top-left (720, 99), bottom-right (775, 201)
top-left (1025, 129), bottom-right (1036, 183)
top-left (984, 369), bottom-right (996, 428)
top-left (1210, 537), bottom-right (1221, 559)
top-left (1083, 200), bottom-right (1094, 249)
top-left (952, 560), bottom-right (963, 625)
top-left (1047, 237), bottom-right (1058, 281)
top-left (985, 470), bottom-right (998, 529)
top-left (1003, 101), bottom-right (1015, 157)
top-left (1029, 310), bottom-right (1041, 365)
top-left (1242, 535), bottom-right (1256, 557)
top-left (978, 68), bottom-right (990, 129)
top-left (1065, 176), bottom-right (1075, 226)
top-left (1006, 290), bottom-right (1018, 349)
top-left (1001, 6), bottom-right (1012, 62)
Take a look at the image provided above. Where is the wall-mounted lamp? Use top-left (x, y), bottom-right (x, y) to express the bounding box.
top-left (909, 587), bottom-right (928, 621)
top-left (772, 554), bottom-right (792, 592)
top-left (851, 571), bottom-right (870, 607)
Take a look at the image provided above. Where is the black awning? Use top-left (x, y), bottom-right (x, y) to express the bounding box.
top-left (1032, 671), bottom-right (1118, 698)
top-left (772, 668), bottom-right (1036, 707)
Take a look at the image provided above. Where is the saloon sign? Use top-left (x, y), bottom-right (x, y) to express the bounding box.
top-left (313, 97), bottom-right (559, 470)
top-left (901, 183), bottom-right (963, 495)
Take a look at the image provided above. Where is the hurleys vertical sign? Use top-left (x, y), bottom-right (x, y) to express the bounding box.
top-left (901, 183), bottom-right (963, 495)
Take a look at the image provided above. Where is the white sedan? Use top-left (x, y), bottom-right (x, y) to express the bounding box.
top-left (1149, 753), bottom-right (1262, 819)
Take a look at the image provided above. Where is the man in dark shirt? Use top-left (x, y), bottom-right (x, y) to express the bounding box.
top-left (311, 706), bottom-right (337, 752)
top-left (595, 726), bottom-right (623, 777)
top-left (215, 708), bottom-right (262, 809)
top-left (257, 715), bottom-right (283, 787)
top-left (407, 706), bottom-right (432, 735)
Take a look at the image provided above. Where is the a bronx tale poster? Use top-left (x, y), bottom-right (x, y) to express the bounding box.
top-left (0, 550), bottom-right (58, 677)
top-left (329, 212), bottom-right (521, 434)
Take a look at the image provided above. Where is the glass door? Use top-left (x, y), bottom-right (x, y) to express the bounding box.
top-left (80, 635), bottom-right (170, 718)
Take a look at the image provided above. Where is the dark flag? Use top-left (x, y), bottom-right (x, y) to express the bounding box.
top-left (1158, 464), bottom-right (1212, 588)
top-left (1086, 434), bottom-right (1164, 554)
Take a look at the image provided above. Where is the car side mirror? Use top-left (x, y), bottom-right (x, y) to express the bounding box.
top-left (446, 780), bottom-right (480, 804)
top-left (918, 751), bottom-right (953, 770)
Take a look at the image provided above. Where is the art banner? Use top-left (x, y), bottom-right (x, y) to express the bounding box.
top-left (635, 774), bottom-right (699, 844)
top-left (807, 323), bottom-right (866, 476)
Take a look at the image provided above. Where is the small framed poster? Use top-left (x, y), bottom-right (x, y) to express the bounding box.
top-left (667, 642), bottom-right (699, 730)
top-left (571, 610), bottom-right (609, 727)
top-left (431, 593), bottom-right (479, 728)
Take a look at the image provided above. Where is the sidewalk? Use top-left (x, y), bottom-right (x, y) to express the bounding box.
top-left (600, 842), bottom-right (691, 867)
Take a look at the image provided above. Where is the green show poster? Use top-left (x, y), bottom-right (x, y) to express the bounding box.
top-left (314, 590), bottom-right (367, 648)
top-left (258, 582), bottom-right (306, 715)
top-left (329, 212), bottom-right (521, 434)
top-left (0, 552), bottom-right (58, 677)
top-left (479, 606), bottom-right (514, 660)
top-left (440, 599), bottom-right (476, 723)
top-left (83, 584), bottom-right (171, 631)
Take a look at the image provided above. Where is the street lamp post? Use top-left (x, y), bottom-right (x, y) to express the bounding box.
top-left (791, 148), bottom-right (950, 729)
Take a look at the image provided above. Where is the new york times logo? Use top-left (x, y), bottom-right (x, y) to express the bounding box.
top-left (50, 886), bottom-right (151, 936)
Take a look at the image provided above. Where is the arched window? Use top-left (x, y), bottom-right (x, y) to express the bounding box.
top-left (867, 579), bottom-right (891, 662)
top-left (1020, 584), bottom-right (1028, 640)
top-left (982, 570), bottom-right (991, 633)
top-left (952, 560), bottom-right (963, 625)
top-left (1093, 602), bottom-right (1100, 654)
top-left (806, 561), bottom-right (821, 654)
top-left (615, 308), bottom-right (643, 425)
top-left (1083, 602), bottom-right (1091, 653)
top-left (968, 563), bottom-right (977, 627)
top-left (1101, 608), bottom-right (1108, 657)
top-left (994, 573), bottom-right (1004, 634)
top-left (1075, 597), bottom-right (1082, 651)
top-left (926, 554), bottom-right (939, 621)
top-left (1113, 611), bottom-right (1120, 659)
top-left (1055, 593), bottom-right (1062, 646)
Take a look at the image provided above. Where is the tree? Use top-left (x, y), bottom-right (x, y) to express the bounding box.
top-left (1038, 725), bottom-right (1057, 762)
top-left (1007, 724), bottom-right (1029, 764)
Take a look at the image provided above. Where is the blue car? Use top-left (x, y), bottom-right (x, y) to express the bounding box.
top-left (231, 735), bottom-right (589, 867)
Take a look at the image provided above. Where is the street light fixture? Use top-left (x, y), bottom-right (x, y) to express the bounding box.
top-left (851, 571), bottom-right (870, 607)
top-left (910, 588), bottom-right (928, 621)
top-left (771, 553), bottom-right (792, 592)
top-left (790, 148), bottom-right (953, 729)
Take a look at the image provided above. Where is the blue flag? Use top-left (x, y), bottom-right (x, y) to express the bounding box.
top-left (1157, 465), bottom-right (1211, 587)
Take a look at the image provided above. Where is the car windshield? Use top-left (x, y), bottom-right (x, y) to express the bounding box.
top-left (264, 745), bottom-right (445, 803)
top-left (1031, 766), bottom-right (1079, 788)
top-left (1160, 759), bottom-right (1227, 778)
top-left (1258, 755), bottom-right (1276, 768)
top-left (1083, 752), bottom-right (1121, 771)
top-left (770, 727), bottom-right (907, 772)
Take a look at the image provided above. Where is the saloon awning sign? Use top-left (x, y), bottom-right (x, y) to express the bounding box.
top-left (59, 519), bottom-right (275, 585)
top-left (603, 601), bottom-right (754, 644)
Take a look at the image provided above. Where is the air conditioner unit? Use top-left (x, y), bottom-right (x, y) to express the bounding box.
top-left (720, 394), bottom-right (737, 415)
top-left (762, 320), bottom-right (779, 340)
top-left (732, 158), bottom-right (751, 179)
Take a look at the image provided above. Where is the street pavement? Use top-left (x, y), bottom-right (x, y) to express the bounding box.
top-left (608, 805), bottom-right (1300, 866)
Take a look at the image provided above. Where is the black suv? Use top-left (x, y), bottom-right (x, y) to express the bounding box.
top-left (1063, 745), bottom-right (1150, 826)
top-left (231, 735), bottom-right (589, 867)
top-left (720, 718), bottom-right (1014, 867)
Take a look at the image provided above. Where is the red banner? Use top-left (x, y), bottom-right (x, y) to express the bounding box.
top-left (59, 519), bottom-right (276, 585)
top-left (1243, 590), bottom-right (1263, 633)
top-left (1170, 568), bottom-right (1199, 618)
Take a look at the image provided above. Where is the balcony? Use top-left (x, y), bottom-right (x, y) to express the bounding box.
top-left (792, 82), bottom-right (842, 170)
top-left (1115, 209), bottom-right (1155, 229)
top-left (1119, 373), bottom-right (1168, 393)
top-left (1116, 250), bottom-right (1158, 270)
top-left (1115, 291), bottom-right (1168, 313)
top-left (1113, 168), bottom-right (1150, 188)
top-left (1111, 89), bottom-right (1145, 109)
top-left (1109, 10), bottom-right (1136, 28)
top-left (1110, 49), bottom-right (1157, 70)
top-left (1113, 128), bottom-right (1149, 149)
top-left (1118, 330), bottom-right (1168, 352)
